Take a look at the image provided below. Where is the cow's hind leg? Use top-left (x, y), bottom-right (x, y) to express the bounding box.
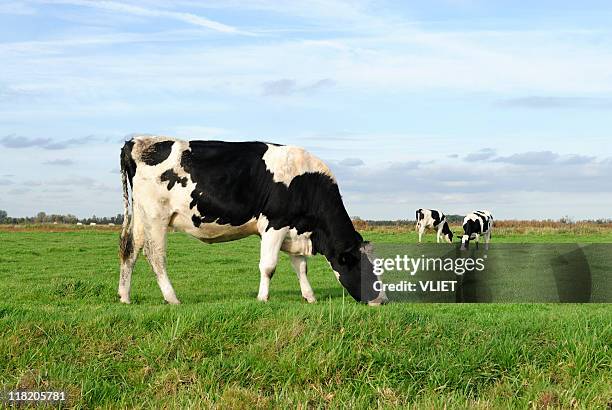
top-left (290, 255), bottom-right (316, 303)
top-left (144, 221), bottom-right (180, 304)
top-left (257, 227), bottom-right (288, 302)
top-left (118, 215), bottom-right (144, 304)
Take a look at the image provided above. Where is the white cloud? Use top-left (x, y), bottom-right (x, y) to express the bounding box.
top-left (261, 79), bottom-right (296, 96)
top-left (333, 150), bottom-right (612, 196)
top-left (497, 96), bottom-right (612, 109)
top-left (464, 148), bottom-right (496, 161)
top-left (492, 151), bottom-right (559, 165)
top-left (260, 78), bottom-right (335, 96)
top-left (0, 2), bottom-right (36, 15)
top-left (44, 158), bottom-right (75, 166)
top-left (339, 158), bottom-right (365, 167)
top-left (34, 0), bottom-right (250, 34)
top-left (333, 151), bottom-right (612, 220)
top-left (0, 134), bottom-right (97, 150)
top-left (4, 5), bottom-right (612, 98)
top-left (163, 0), bottom-right (381, 27)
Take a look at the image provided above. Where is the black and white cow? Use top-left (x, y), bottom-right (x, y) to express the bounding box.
top-left (415, 208), bottom-right (453, 243)
top-left (118, 136), bottom-right (386, 305)
top-left (460, 210), bottom-right (493, 250)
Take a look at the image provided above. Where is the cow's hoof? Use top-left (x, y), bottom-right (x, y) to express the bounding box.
top-left (367, 295), bottom-right (388, 306)
top-left (303, 295), bottom-right (317, 304)
top-left (257, 295), bottom-right (269, 302)
top-left (165, 298), bottom-right (181, 305)
top-left (118, 294), bottom-right (131, 304)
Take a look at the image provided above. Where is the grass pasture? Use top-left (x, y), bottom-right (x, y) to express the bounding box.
top-left (0, 226), bottom-right (610, 408)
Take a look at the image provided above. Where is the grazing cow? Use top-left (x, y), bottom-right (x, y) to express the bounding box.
top-left (118, 136), bottom-right (386, 305)
top-left (461, 210), bottom-right (493, 250)
top-left (415, 208), bottom-right (453, 243)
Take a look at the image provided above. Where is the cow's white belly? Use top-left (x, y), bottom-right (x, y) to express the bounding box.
top-left (170, 213), bottom-right (258, 243)
top-left (170, 211), bottom-right (313, 255)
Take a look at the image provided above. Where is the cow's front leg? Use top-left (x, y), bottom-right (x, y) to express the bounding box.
top-left (257, 227), bottom-right (289, 302)
top-left (290, 255), bottom-right (316, 303)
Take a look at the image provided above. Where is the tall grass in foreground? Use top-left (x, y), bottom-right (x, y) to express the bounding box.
top-left (0, 229), bottom-right (610, 408)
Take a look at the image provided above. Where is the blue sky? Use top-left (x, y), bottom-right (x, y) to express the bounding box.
top-left (1, 0), bottom-right (611, 219)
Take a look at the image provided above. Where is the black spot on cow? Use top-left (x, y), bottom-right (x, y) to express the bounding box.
top-left (474, 213), bottom-right (490, 231)
top-left (462, 219), bottom-right (481, 238)
top-left (181, 141), bottom-right (268, 227)
top-left (430, 210), bottom-right (443, 226)
top-left (160, 169), bottom-right (187, 190)
top-left (180, 141), bottom-right (350, 236)
top-left (441, 222), bottom-right (454, 242)
top-left (416, 208), bottom-right (424, 222)
top-left (141, 141), bottom-right (174, 166)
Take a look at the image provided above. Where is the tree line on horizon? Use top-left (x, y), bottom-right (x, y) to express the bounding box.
top-left (352, 215), bottom-right (612, 226)
top-left (1, 210), bottom-right (610, 226)
top-left (0, 210), bottom-right (124, 225)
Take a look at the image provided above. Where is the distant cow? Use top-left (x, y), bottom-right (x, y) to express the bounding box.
top-left (461, 210), bottom-right (493, 250)
top-left (415, 208), bottom-right (453, 243)
top-left (118, 136), bottom-right (386, 305)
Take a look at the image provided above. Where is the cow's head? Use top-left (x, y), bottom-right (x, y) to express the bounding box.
top-left (329, 236), bottom-right (387, 305)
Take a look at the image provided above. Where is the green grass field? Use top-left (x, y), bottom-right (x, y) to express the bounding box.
top-left (0, 228), bottom-right (610, 408)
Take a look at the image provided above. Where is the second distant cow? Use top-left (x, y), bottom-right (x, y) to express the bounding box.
top-left (415, 208), bottom-right (453, 243)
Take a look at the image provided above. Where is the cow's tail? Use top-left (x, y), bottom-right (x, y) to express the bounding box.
top-left (121, 167), bottom-right (130, 230)
top-left (119, 141), bottom-right (135, 262)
